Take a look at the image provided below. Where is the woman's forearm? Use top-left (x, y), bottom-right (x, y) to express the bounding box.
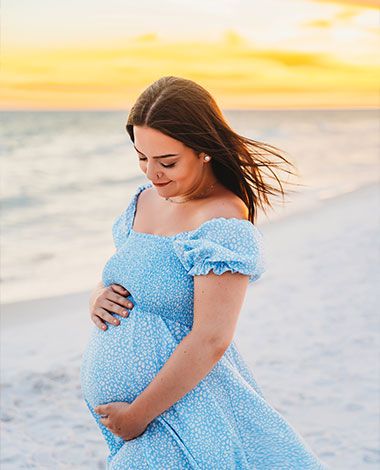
top-left (129, 330), bottom-right (227, 424)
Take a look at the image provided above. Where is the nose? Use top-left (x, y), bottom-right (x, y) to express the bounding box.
top-left (145, 161), bottom-right (163, 181)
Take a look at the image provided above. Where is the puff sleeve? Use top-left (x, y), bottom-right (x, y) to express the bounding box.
top-left (172, 218), bottom-right (266, 284)
top-left (112, 209), bottom-right (129, 249)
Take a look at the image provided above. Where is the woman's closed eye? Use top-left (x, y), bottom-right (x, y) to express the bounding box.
top-left (138, 157), bottom-right (176, 168)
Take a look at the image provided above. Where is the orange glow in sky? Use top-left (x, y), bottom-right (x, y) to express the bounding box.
top-left (1, 0), bottom-right (379, 110)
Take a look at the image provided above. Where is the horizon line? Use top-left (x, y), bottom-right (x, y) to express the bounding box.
top-left (1, 106), bottom-right (378, 113)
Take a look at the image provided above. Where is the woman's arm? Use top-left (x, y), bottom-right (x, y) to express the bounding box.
top-left (128, 270), bottom-right (250, 424)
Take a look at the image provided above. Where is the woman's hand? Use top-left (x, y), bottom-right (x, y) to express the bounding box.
top-left (94, 402), bottom-right (150, 441)
top-left (90, 283), bottom-right (134, 331)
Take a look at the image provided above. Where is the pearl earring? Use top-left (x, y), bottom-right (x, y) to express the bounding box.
top-left (204, 155), bottom-right (211, 162)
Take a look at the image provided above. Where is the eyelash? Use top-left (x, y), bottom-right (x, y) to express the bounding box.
top-left (138, 158), bottom-right (176, 168)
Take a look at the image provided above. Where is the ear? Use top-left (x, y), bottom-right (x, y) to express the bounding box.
top-left (197, 152), bottom-right (207, 160)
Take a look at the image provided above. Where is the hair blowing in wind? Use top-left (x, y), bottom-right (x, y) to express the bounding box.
top-left (126, 76), bottom-right (300, 224)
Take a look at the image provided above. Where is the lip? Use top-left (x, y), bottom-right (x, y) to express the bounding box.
top-left (153, 181), bottom-right (171, 187)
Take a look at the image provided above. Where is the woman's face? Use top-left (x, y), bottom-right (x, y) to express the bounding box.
top-left (133, 125), bottom-right (211, 197)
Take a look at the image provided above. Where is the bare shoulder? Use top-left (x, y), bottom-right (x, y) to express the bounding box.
top-left (198, 189), bottom-right (249, 222)
top-left (136, 185), bottom-right (156, 208)
top-left (140, 185), bottom-right (155, 201)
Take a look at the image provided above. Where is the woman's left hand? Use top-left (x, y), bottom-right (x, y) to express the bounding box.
top-left (94, 402), bottom-right (150, 441)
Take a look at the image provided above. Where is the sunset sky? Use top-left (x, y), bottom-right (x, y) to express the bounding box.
top-left (1, 0), bottom-right (379, 109)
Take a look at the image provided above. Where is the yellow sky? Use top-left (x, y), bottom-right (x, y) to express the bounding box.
top-left (1, 0), bottom-right (379, 109)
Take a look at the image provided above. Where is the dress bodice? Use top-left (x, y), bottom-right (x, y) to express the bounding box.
top-left (102, 181), bottom-right (266, 328)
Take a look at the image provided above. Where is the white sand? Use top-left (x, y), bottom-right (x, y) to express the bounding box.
top-left (1, 182), bottom-right (379, 469)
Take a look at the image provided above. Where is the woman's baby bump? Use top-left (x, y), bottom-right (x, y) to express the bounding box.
top-left (80, 309), bottom-right (178, 409)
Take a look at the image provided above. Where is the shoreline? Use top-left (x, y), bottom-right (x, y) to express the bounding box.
top-left (1, 179), bottom-right (378, 312)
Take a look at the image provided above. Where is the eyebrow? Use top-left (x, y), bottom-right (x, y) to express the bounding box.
top-left (133, 145), bottom-right (179, 159)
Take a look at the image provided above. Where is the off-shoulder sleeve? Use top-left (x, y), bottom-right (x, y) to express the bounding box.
top-left (172, 218), bottom-right (266, 284)
top-left (111, 181), bottom-right (152, 249)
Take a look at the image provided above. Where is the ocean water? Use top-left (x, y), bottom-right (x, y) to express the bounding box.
top-left (1, 109), bottom-right (379, 304)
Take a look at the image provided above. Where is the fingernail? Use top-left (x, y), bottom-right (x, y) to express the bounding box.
top-left (128, 303), bottom-right (133, 308)
top-left (123, 310), bottom-right (128, 316)
top-left (113, 319), bottom-right (119, 324)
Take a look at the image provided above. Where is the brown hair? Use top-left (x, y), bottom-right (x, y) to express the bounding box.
top-left (126, 76), bottom-right (299, 224)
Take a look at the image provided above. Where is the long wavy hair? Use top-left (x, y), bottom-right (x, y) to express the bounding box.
top-left (126, 76), bottom-right (299, 224)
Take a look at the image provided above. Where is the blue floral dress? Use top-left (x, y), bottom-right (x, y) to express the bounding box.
top-left (80, 181), bottom-right (327, 469)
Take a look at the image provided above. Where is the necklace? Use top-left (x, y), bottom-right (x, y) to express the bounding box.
top-left (165, 181), bottom-right (218, 204)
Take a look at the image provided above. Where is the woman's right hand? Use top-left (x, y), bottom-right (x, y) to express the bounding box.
top-left (90, 283), bottom-right (134, 330)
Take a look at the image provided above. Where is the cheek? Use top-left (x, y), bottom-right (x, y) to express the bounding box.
top-left (173, 161), bottom-right (196, 179)
top-left (169, 167), bottom-right (188, 182)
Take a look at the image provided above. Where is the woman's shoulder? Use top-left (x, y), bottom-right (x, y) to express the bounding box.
top-left (134, 183), bottom-right (153, 204)
top-left (139, 182), bottom-right (248, 226)
top-left (172, 191), bottom-right (265, 284)
top-left (198, 189), bottom-right (249, 224)
top-left (132, 181), bottom-right (254, 240)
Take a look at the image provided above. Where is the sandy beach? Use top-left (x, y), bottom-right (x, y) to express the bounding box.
top-left (1, 182), bottom-right (379, 469)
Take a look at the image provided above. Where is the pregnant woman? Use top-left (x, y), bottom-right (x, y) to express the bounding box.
top-left (80, 76), bottom-right (327, 469)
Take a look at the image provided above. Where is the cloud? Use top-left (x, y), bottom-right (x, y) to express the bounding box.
top-left (136, 33), bottom-right (158, 43)
top-left (334, 8), bottom-right (364, 19)
top-left (304, 19), bottom-right (334, 28)
top-left (2, 35), bottom-right (379, 109)
top-left (236, 49), bottom-right (331, 67)
top-left (310, 0), bottom-right (380, 9)
top-left (223, 30), bottom-right (247, 46)
top-left (301, 5), bottom-right (365, 28)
